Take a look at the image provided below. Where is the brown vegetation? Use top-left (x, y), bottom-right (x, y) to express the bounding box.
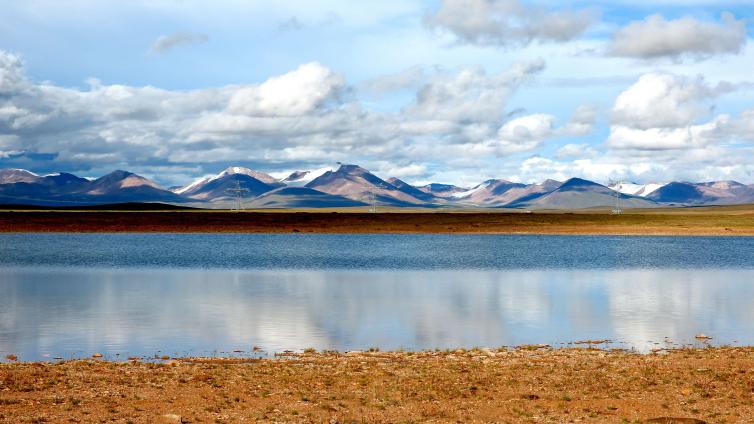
top-left (0, 207), bottom-right (754, 235)
top-left (1, 347), bottom-right (752, 423)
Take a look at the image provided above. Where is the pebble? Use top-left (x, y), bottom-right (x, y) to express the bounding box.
top-left (694, 334), bottom-right (712, 340)
top-left (160, 413), bottom-right (188, 423)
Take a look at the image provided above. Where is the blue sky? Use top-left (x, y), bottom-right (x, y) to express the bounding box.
top-left (0, 0), bottom-right (753, 187)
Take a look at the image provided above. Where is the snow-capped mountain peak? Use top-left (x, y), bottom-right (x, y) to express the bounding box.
top-left (173, 176), bottom-right (213, 195)
top-left (450, 180), bottom-right (493, 199)
top-left (214, 166), bottom-right (279, 185)
top-left (609, 182), bottom-right (666, 197)
top-left (0, 168), bottom-right (41, 184)
top-left (283, 167), bottom-right (333, 187)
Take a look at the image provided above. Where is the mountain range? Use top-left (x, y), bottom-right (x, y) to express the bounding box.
top-left (2, 165), bottom-right (754, 209)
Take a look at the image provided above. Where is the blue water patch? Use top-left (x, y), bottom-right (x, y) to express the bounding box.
top-left (0, 233), bottom-right (753, 269)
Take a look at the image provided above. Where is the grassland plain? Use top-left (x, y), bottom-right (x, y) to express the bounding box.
top-left (0, 205), bottom-right (753, 235)
top-left (1, 347), bottom-right (751, 423)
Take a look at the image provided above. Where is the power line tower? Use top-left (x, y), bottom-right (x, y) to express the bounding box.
top-left (226, 180), bottom-right (249, 211)
top-left (608, 179), bottom-right (622, 215)
top-left (369, 189), bottom-right (377, 213)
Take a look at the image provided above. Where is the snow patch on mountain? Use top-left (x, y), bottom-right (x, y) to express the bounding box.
top-left (451, 180), bottom-right (493, 199)
top-left (283, 167), bottom-right (333, 187)
top-left (609, 182), bottom-right (666, 197)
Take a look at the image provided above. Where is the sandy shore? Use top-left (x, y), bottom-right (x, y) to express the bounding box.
top-left (1, 347), bottom-right (751, 423)
top-left (1, 209), bottom-right (754, 235)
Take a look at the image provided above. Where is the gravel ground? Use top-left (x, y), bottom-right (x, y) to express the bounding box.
top-left (1, 347), bottom-right (752, 423)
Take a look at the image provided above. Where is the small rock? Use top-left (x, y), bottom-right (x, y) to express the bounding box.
top-left (695, 334), bottom-right (712, 340)
top-left (160, 413), bottom-right (189, 423)
top-left (5, 354), bottom-right (18, 361)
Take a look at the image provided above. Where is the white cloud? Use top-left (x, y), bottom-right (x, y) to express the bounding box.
top-left (607, 118), bottom-right (727, 150)
top-left (611, 73), bottom-right (728, 129)
top-left (227, 62), bottom-right (346, 116)
top-left (0, 50), bottom-right (560, 182)
top-left (0, 51), bottom-right (26, 95)
top-left (150, 32), bottom-right (208, 54)
top-left (556, 143), bottom-right (597, 159)
top-left (359, 66), bottom-right (426, 94)
top-left (606, 72), bottom-right (738, 150)
top-left (406, 58), bottom-right (545, 126)
top-left (426, 0), bottom-right (595, 48)
top-left (496, 114), bottom-right (557, 152)
top-left (609, 13), bottom-right (747, 60)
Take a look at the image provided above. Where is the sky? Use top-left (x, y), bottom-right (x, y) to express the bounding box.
top-left (0, 0), bottom-right (753, 188)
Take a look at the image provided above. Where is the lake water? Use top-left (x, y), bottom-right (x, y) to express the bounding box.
top-left (1, 234), bottom-right (754, 360)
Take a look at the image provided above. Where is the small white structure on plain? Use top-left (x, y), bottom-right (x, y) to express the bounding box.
top-left (226, 180), bottom-right (249, 211)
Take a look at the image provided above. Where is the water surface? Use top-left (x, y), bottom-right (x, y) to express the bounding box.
top-left (1, 234), bottom-right (753, 360)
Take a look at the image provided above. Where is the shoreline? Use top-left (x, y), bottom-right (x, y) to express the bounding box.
top-left (1, 210), bottom-right (754, 236)
top-left (1, 347), bottom-right (751, 422)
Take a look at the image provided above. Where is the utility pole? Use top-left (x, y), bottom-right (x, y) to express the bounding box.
top-left (226, 180), bottom-right (249, 211)
top-left (369, 190), bottom-right (377, 213)
top-left (609, 179), bottom-right (622, 215)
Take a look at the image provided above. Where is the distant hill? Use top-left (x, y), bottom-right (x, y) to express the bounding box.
top-left (244, 187), bottom-right (367, 208)
top-left (305, 164), bottom-right (426, 206)
top-left (0, 202), bottom-right (199, 211)
top-left (387, 178), bottom-right (443, 203)
top-left (416, 183), bottom-right (468, 197)
top-left (2, 165), bottom-right (754, 209)
top-left (452, 179), bottom-right (562, 206)
top-left (509, 178), bottom-right (657, 210)
top-left (648, 181), bottom-right (754, 205)
top-left (0, 169), bottom-right (184, 206)
top-left (175, 167), bottom-right (284, 201)
top-left (0, 169), bottom-right (42, 184)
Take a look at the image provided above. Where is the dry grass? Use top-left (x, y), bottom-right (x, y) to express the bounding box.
top-left (1, 347), bottom-right (753, 423)
top-left (1, 208), bottom-right (754, 235)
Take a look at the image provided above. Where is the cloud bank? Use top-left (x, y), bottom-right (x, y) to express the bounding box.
top-left (425, 0), bottom-right (595, 47)
top-left (609, 13), bottom-right (747, 60)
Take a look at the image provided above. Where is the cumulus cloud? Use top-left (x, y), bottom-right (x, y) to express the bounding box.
top-left (0, 50), bottom-right (565, 183)
top-left (611, 73), bottom-right (729, 130)
top-left (405, 59), bottom-right (545, 126)
top-left (425, 0), bottom-right (596, 48)
top-left (607, 119), bottom-right (727, 150)
top-left (491, 106), bottom-right (597, 155)
top-left (0, 52), bottom-right (26, 94)
top-left (360, 66), bottom-right (427, 95)
top-left (227, 62), bottom-right (346, 116)
top-left (564, 104), bottom-right (597, 135)
top-left (150, 32), bottom-right (208, 54)
top-left (605, 72), bottom-right (740, 151)
top-left (555, 143), bottom-right (597, 159)
top-left (609, 13), bottom-right (747, 60)
top-left (513, 146), bottom-right (754, 186)
top-left (496, 114), bottom-right (557, 153)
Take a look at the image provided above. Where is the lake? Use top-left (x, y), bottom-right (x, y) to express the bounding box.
top-left (1, 233), bottom-right (754, 360)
